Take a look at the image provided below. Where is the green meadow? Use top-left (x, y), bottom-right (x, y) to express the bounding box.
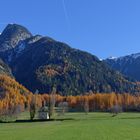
top-left (0, 112), bottom-right (140, 140)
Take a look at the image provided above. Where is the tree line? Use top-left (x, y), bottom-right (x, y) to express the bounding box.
top-left (1, 91), bottom-right (140, 118)
top-left (1, 74), bottom-right (140, 121)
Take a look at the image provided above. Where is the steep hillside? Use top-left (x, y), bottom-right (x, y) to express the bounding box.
top-left (10, 37), bottom-right (140, 95)
top-left (0, 74), bottom-right (31, 99)
top-left (0, 58), bottom-right (12, 77)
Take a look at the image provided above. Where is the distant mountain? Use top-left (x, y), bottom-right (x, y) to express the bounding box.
top-left (105, 53), bottom-right (140, 81)
top-left (0, 24), bottom-right (140, 95)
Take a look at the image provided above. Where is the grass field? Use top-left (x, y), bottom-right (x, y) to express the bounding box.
top-left (0, 112), bottom-right (140, 140)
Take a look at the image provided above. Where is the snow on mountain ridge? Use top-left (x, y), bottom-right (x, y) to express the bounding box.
top-left (107, 56), bottom-right (117, 60)
top-left (130, 53), bottom-right (140, 59)
top-left (107, 53), bottom-right (140, 61)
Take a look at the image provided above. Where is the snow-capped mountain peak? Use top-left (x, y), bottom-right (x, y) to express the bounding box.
top-left (107, 56), bottom-right (117, 60)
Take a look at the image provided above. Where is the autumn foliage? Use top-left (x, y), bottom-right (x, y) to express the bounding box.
top-left (1, 74), bottom-right (140, 119)
top-left (0, 74), bottom-right (32, 117)
top-left (28, 92), bottom-right (140, 112)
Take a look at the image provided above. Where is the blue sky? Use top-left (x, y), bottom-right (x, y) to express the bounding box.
top-left (0, 0), bottom-right (140, 59)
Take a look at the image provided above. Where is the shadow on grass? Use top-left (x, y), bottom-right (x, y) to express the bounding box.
top-left (118, 117), bottom-right (140, 120)
top-left (1, 115), bottom-right (140, 123)
top-left (0, 118), bottom-right (75, 123)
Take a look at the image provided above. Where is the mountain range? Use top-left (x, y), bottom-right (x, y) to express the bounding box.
top-left (0, 24), bottom-right (140, 95)
top-left (105, 53), bottom-right (140, 81)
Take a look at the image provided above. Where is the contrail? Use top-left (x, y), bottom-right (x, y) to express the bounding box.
top-left (62, 0), bottom-right (71, 31)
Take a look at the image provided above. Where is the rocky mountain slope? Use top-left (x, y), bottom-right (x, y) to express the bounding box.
top-left (0, 58), bottom-right (12, 77)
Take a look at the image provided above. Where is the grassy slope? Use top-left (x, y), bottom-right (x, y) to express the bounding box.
top-left (0, 113), bottom-right (140, 140)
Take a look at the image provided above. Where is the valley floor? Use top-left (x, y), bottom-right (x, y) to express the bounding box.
top-left (0, 112), bottom-right (140, 140)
